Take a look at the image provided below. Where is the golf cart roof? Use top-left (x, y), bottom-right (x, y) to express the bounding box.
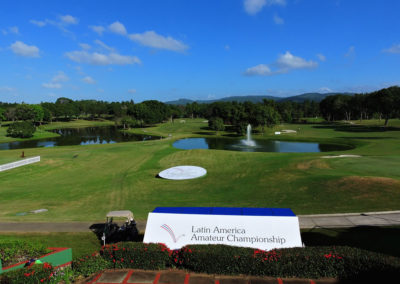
top-left (106, 210), bottom-right (134, 219)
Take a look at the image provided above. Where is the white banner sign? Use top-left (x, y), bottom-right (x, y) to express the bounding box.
top-left (144, 212), bottom-right (302, 251)
top-left (0, 156), bottom-right (40, 172)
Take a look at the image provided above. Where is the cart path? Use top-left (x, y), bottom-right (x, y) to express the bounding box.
top-left (0, 210), bottom-right (400, 232)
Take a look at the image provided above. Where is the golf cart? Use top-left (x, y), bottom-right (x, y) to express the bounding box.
top-left (102, 210), bottom-right (139, 244)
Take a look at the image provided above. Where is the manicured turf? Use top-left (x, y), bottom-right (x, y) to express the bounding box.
top-left (0, 118), bottom-right (399, 221)
top-left (0, 233), bottom-right (100, 259)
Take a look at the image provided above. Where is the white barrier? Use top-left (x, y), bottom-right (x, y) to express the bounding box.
top-left (0, 156), bottom-right (41, 172)
top-left (144, 207), bottom-right (303, 251)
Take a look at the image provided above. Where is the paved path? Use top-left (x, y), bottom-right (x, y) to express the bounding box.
top-left (0, 211), bottom-right (399, 232)
top-left (82, 269), bottom-right (338, 284)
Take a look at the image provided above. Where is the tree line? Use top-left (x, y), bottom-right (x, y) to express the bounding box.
top-left (0, 86), bottom-right (399, 135)
top-left (320, 86), bottom-right (400, 126)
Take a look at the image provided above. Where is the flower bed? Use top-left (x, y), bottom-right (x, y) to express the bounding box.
top-left (0, 241), bottom-right (49, 268)
top-left (0, 246), bottom-right (72, 275)
top-left (71, 243), bottom-right (400, 282)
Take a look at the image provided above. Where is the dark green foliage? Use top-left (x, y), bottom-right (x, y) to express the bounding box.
top-left (101, 243), bottom-right (171, 270)
top-left (6, 121), bottom-right (36, 138)
top-left (72, 254), bottom-right (112, 277)
top-left (0, 240), bottom-right (49, 267)
top-left (177, 245), bottom-right (400, 281)
top-left (208, 117), bottom-right (225, 131)
top-left (0, 263), bottom-right (55, 284)
top-left (68, 244), bottom-right (400, 281)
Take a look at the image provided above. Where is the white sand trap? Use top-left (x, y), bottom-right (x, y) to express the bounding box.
top-left (159, 166), bottom-right (207, 180)
top-left (281, 129), bottom-right (297, 133)
top-left (321, 155), bottom-right (361, 159)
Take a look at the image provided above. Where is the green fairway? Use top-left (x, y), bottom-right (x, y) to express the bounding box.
top-left (0, 118), bottom-right (399, 222)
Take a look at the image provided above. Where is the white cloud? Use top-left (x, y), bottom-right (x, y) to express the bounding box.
top-left (30, 20), bottom-right (47, 27)
top-left (42, 71), bottom-right (69, 89)
top-left (65, 50), bottom-right (141, 65)
top-left (345, 46), bottom-right (355, 57)
top-left (108, 21), bottom-right (127, 35)
top-left (94, 39), bottom-right (114, 52)
top-left (59, 15), bottom-right (79, 25)
top-left (383, 43), bottom-right (400, 54)
top-left (276, 51), bottom-right (318, 70)
top-left (128, 89), bottom-right (137, 94)
top-left (2, 26), bottom-right (19, 35)
top-left (244, 51), bottom-right (318, 76)
top-left (273, 14), bottom-right (284, 25)
top-left (52, 71), bottom-right (69, 82)
top-left (318, 87), bottom-right (333, 93)
top-left (10, 41), bottom-right (39, 57)
top-left (42, 82), bottom-right (62, 89)
top-left (0, 86), bottom-right (16, 92)
top-left (244, 0), bottom-right (286, 15)
top-left (317, 53), bottom-right (326, 61)
top-left (9, 26), bottom-right (19, 34)
top-left (82, 76), bottom-right (96, 84)
top-left (128, 31), bottom-right (188, 52)
top-left (79, 43), bottom-right (91, 50)
top-left (244, 64), bottom-right (272, 76)
top-left (90, 25), bottom-right (105, 35)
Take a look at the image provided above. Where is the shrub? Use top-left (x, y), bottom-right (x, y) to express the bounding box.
top-left (0, 240), bottom-right (49, 267)
top-left (101, 243), bottom-right (171, 270)
top-left (208, 117), bottom-right (225, 131)
top-left (72, 253), bottom-right (112, 277)
top-left (0, 263), bottom-right (55, 284)
top-left (6, 121), bottom-right (36, 138)
top-left (177, 245), bottom-right (400, 281)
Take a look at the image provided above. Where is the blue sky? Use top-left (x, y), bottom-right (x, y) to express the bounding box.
top-left (1, 0), bottom-right (399, 103)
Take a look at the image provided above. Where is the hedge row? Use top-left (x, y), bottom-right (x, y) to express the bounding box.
top-left (73, 243), bottom-right (400, 281)
top-left (2, 244), bottom-right (400, 283)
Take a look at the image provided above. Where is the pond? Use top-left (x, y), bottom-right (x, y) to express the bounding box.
top-left (0, 126), bottom-right (159, 150)
top-left (173, 137), bottom-right (353, 153)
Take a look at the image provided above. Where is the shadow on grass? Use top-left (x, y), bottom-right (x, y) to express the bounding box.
top-left (313, 124), bottom-right (400, 133)
top-left (222, 133), bottom-right (242, 138)
top-left (89, 223), bottom-right (144, 244)
top-left (301, 225), bottom-right (400, 257)
top-left (193, 131), bottom-right (215, 135)
top-left (337, 136), bottom-right (395, 140)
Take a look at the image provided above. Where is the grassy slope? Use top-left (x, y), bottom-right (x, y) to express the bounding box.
top-left (0, 118), bottom-right (399, 221)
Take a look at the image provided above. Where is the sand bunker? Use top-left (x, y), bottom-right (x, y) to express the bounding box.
top-left (321, 154), bottom-right (361, 159)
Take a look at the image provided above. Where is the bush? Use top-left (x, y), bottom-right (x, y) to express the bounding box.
top-left (6, 121), bottom-right (36, 138)
top-left (101, 243), bottom-right (171, 270)
top-left (208, 117), bottom-right (225, 131)
top-left (178, 245), bottom-right (400, 281)
top-left (0, 240), bottom-right (49, 267)
top-left (72, 253), bottom-right (112, 277)
top-left (0, 263), bottom-right (55, 284)
top-left (59, 244), bottom-right (400, 282)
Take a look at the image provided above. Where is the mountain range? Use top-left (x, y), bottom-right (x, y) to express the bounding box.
top-left (165, 92), bottom-right (354, 105)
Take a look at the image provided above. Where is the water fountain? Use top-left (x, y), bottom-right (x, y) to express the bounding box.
top-left (242, 124), bottom-right (256, 147)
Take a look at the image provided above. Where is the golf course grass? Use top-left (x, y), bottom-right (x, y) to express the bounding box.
top-left (0, 118), bottom-right (399, 222)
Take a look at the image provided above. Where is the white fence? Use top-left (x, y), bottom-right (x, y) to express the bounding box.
top-left (0, 156), bottom-right (41, 172)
